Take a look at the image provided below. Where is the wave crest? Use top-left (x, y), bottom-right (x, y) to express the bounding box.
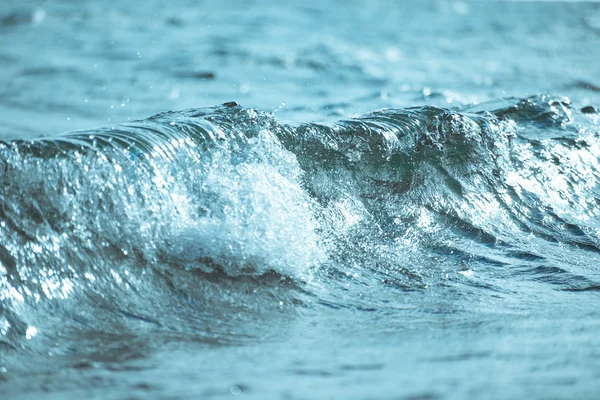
top-left (1, 96), bottom-right (600, 351)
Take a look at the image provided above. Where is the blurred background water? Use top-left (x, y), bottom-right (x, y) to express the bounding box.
top-left (1, 1), bottom-right (600, 399)
top-left (2, 0), bottom-right (599, 137)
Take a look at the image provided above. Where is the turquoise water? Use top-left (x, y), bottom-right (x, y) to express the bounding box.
top-left (1, 1), bottom-right (600, 399)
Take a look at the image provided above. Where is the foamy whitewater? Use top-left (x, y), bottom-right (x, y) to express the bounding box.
top-left (1, 1), bottom-right (600, 399)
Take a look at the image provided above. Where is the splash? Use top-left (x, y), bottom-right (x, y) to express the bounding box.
top-left (1, 96), bottom-right (600, 356)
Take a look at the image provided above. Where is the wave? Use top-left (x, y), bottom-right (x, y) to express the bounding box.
top-left (1, 95), bottom-right (600, 354)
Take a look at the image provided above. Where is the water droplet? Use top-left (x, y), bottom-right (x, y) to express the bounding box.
top-left (239, 83), bottom-right (250, 94)
top-left (26, 326), bottom-right (38, 340)
top-left (230, 386), bottom-right (242, 396)
top-left (168, 87), bottom-right (180, 100)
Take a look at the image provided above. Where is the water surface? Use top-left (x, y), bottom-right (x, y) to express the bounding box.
top-left (1, 1), bottom-right (600, 399)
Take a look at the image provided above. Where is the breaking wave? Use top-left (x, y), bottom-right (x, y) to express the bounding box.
top-left (1, 95), bottom-right (600, 358)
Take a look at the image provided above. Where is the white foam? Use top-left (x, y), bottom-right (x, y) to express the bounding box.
top-left (167, 130), bottom-right (325, 278)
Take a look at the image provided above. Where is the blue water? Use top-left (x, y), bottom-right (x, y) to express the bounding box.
top-left (1, 1), bottom-right (600, 399)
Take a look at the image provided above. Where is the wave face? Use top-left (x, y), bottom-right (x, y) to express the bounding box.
top-left (1, 96), bottom-right (600, 368)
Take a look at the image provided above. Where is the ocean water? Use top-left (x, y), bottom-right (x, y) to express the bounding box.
top-left (1, 1), bottom-right (600, 399)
